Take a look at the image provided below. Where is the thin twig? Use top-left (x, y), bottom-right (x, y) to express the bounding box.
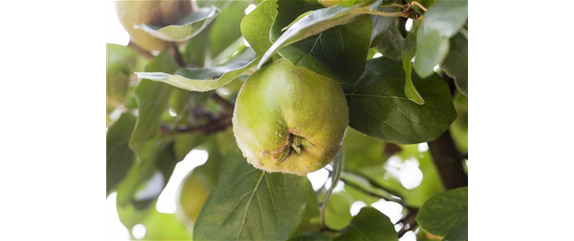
top-left (170, 42), bottom-right (185, 68)
top-left (388, 3), bottom-right (406, 8)
top-left (319, 226), bottom-right (342, 233)
top-left (345, 170), bottom-right (405, 199)
top-left (409, 1), bottom-right (427, 12)
top-left (160, 114), bottom-right (232, 134)
top-left (339, 175), bottom-right (409, 206)
top-left (319, 149), bottom-right (344, 232)
top-left (210, 93), bottom-right (234, 112)
top-left (127, 41), bottom-right (154, 60)
top-left (397, 207), bottom-right (418, 238)
top-left (397, 222), bottom-right (418, 238)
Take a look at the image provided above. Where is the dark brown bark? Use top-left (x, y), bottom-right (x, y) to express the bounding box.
top-left (428, 130), bottom-right (468, 189)
top-left (397, 207), bottom-right (418, 238)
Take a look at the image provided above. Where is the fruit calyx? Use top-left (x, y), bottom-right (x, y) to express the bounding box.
top-left (275, 133), bottom-right (314, 165)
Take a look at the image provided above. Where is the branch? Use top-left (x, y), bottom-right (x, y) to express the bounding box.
top-left (397, 206), bottom-right (418, 238)
top-left (210, 93), bottom-right (234, 112)
top-left (161, 94), bottom-right (234, 135)
top-left (384, 143), bottom-right (402, 156)
top-left (428, 130), bottom-right (468, 189)
top-left (160, 114), bottom-right (231, 134)
top-left (170, 42), bottom-right (185, 68)
top-left (339, 174), bottom-right (412, 207)
top-left (346, 170), bottom-right (406, 199)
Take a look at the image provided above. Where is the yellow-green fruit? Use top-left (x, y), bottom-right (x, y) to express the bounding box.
top-left (317, 0), bottom-right (343, 7)
top-left (115, 0), bottom-right (192, 52)
top-left (232, 59), bottom-right (348, 176)
top-left (177, 173), bottom-right (210, 222)
top-left (106, 44), bottom-right (139, 111)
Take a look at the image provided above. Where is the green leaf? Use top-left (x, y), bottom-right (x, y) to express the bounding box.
top-left (402, 21), bottom-right (425, 105)
top-left (116, 143), bottom-right (177, 229)
top-left (370, 6), bottom-right (402, 47)
top-left (343, 128), bottom-right (386, 171)
top-left (413, 0), bottom-right (468, 78)
top-left (291, 183), bottom-right (321, 237)
top-left (261, 2), bottom-right (359, 66)
top-left (130, 50), bottom-right (179, 163)
top-left (136, 49), bottom-right (257, 92)
top-left (140, 209), bottom-right (192, 240)
top-left (450, 93), bottom-right (468, 153)
top-left (117, 140), bottom-right (174, 205)
top-left (134, 7), bottom-right (220, 42)
top-left (334, 207), bottom-right (398, 241)
top-left (210, 1), bottom-right (250, 58)
top-left (177, 132), bottom-right (231, 224)
top-left (176, 134), bottom-right (230, 224)
top-left (106, 44), bottom-right (142, 111)
top-left (193, 144), bottom-right (309, 240)
top-left (182, 26), bottom-right (211, 67)
top-left (371, 5), bottom-right (405, 59)
top-left (262, 0), bottom-right (373, 84)
top-left (324, 191), bottom-right (354, 230)
top-left (404, 74), bottom-right (424, 105)
top-left (344, 57), bottom-right (456, 144)
top-left (374, 18), bottom-right (404, 60)
top-left (277, 15), bottom-right (372, 84)
top-left (107, 112), bottom-right (136, 196)
top-left (442, 30), bottom-right (468, 96)
top-left (241, 0), bottom-right (278, 56)
top-left (173, 133), bottom-right (209, 161)
top-left (443, 220), bottom-right (468, 241)
top-left (416, 186), bottom-right (468, 239)
top-left (192, 134), bottom-right (229, 188)
top-left (289, 231), bottom-right (329, 241)
top-left (117, 198), bottom-right (155, 231)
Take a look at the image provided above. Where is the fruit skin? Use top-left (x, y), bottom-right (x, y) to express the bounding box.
top-left (115, 0), bottom-right (193, 52)
top-left (317, 0), bottom-right (343, 7)
top-left (106, 44), bottom-right (140, 111)
top-left (177, 172), bottom-right (210, 223)
top-left (232, 59), bottom-right (348, 176)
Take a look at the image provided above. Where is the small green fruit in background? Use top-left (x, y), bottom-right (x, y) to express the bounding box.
top-left (177, 172), bottom-right (210, 223)
top-left (232, 59), bottom-right (348, 176)
top-left (115, 0), bottom-right (193, 52)
top-left (317, 0), bottom-right (343, 7)
top-left (106, 44), bottom-right (141, 112)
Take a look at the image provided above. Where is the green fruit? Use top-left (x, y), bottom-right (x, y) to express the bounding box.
top-left (115, 0), bottom-right (193, 52)
top-left (317, 0), bottom-right (343, 7)
top-left (232, 59), bottom-right (348, 176)
top-left (177, 172), bottom-right (210, 223)
top-left (106, 44), bottom-right (140, 111)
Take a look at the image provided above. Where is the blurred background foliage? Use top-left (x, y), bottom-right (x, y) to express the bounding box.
top-left (106, 0), bottom-right (467, 240)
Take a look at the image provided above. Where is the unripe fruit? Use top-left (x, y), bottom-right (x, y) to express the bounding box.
top-left (232, 59), bottom-right (348, 176)
top-left (177, 173), bottom-right (210, 223)
top-left (106, 44), bottom-right (140, 111)
top-left (115, 0), bottom-right (193, 52)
